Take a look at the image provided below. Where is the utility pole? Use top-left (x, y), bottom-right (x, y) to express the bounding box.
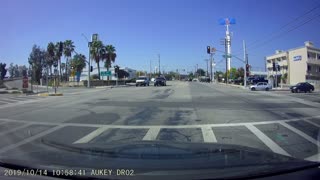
top-left (150, 60), bottom-right (152, 79)
top-left (225, 38), bottom-right (228, 84)
top-left (158, 54), bottom-right (160, 76)
top-left (243, 40), bottom-right (247, 88)
top-left (204, 59), bottom-right (209, 77)
top-left (210, 54), bottom-right (213, 82)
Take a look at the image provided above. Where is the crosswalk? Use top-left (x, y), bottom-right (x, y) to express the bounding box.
top-left (0, 116), bottom-right (319, 162)
top-left (0, 95), bottom-right (47, 108)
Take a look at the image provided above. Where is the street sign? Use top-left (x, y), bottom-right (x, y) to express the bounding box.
top-left (92, 34), bottom-right (98, 42)
top-left (211, 48), bottom-right (216, 53)
top-left (100, 71), bottom-right (112, 76)
top-left (22, 77), bottom-right (28, 89)
top-left (223, 54), bottom-right (232, 58)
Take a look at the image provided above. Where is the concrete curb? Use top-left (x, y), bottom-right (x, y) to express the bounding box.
top-left (38, 93), bottom-right (63, 97)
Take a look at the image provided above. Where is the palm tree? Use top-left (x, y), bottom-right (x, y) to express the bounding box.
top-left (104, 45), bottom-right (117, 80)
top-left (54, 42), bottom-right (63, 81)
top-left (90, 40), bottom-right (104, 80)
top-left (46, 42), bottom-right (55, 75)
top-left (63, 40), bottom-right (75, 81)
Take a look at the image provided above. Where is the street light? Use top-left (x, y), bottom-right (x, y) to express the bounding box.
top-left (81, 33), bottom-right (92, 88)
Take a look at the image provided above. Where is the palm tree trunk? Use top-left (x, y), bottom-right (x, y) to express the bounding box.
top-left (97, 62), bottom-right (101, 80)
top-left (59, 58), bottom-right (62, 82)
top-left (107, 66), bottom-right (109, 81)
top-left (65, 58), bottom-right (68, 82)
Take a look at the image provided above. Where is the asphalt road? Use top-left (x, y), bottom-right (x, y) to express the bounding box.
top-left (0, 81), bottom-right (319, 163)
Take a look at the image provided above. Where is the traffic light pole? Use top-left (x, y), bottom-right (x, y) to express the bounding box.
top-left (87, 42), bottom-right (91, 88)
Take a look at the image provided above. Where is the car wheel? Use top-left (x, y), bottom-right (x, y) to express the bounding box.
top-left (265, 88), bottom-right (269, 91)
top-left (308, 89), bottom-right (312, 93)
top-left (291, 90), bottom-right (294, 93)
top-left (251, 87), bottom-right (255, 91)
top-left (136, 84), bottom-right (138, 87)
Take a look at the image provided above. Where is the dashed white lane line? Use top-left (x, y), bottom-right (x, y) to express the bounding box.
top-left (279, 122), bottom-right (320, 147)
top-left (246, 124), bottom-right (291, 157)
top-left (0, 123), bottom-right (34, 136)
top-left (0, 125), bottom-right (65, 154)
top-left (142, 127), bottom-right (161, 141)
top-left (73, 126), bottom-right (109, 144)
top-left (304, 119), bottom-right (320, 128)
top-left (201, 126), bottom-right (217, 143)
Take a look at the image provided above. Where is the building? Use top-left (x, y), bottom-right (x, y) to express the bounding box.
top-left (78, 67), bottom-right (137, 81)
top-left (266, 41), bottom-right (320, 87)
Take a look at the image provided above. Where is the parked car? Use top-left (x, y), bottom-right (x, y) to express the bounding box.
top-left (192, 78), bottom-right (199, 82)
top-left (250, 82), bottom-right (272, 91)
top-left (290, 82), bottom-right (314, 93)
top-left (154, 77), bottom-right (166, 86)
top-left (136, 76), bottom-right (149, 86)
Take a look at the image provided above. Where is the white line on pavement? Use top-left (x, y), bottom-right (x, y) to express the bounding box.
top-left (0, 123), bottom-right (33, 136)
top-left (73, 126), bottom-right (109, 144)
top-left (0, 125), bottom-right (65, 154)
top-left (201, 126), bottom-right (217, 143)
top-left (279, 122), bottom-right (320, 147)
top-left (305, 153), bottom-right (320, 162)
top-left (246, 124), bottom-right (291, 157)
top-left (0, 116), bottom-right (320, 129)
top-left (304, 119), bottom-right (320, 128)
top-left (142, 127), bottom-right (161, 141)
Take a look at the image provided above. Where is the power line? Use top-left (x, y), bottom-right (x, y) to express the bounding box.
top-left (248, 13), bottom-right (320, 51)
top-left (232, 3), bottom-right (320, 54)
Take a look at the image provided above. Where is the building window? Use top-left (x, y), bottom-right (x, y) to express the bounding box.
top-left (307, 65), bottom-right (311, 72)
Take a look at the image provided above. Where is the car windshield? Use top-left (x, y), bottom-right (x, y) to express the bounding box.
top-left (1, 0), bottom-right (320, 179)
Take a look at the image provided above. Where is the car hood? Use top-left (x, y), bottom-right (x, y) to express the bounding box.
top-left (1, 140), bottom-right (319, 179)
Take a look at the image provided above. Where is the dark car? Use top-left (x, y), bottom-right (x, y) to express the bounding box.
top-left (154, 77), bottom-right (166, 86)
top-left (290, 82), bottom-right (314, 93)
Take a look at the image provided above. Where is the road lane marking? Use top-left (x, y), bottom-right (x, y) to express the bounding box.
top-left (0, 116), bottom-right (320, 129)
top-left (142, 127), bottom-right (161, 141)
top-left (73, 126), bottom-right (109, 144)
top-left (0, 123), bottom-right (33, 136)
top-left (246, 124), bottom-right (291, 157)
top-left (305, 153), bottom-right (320, 162)
top-left (279, 122), bottom-right (320, 147)
top-left (304, 119), bottom-right (320, 128)
top-left (0, 125), bottom-right (65, 154)
top-left (201, 126), bottom-right (217, 142)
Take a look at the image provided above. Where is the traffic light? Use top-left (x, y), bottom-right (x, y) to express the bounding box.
top-left (114, 66), bottom-right (120, 74)
top-left (90, 66), bottom-right (93, 72)
top-left (207, 46), bottom-right (211, 54)
top-left (272, 62), bottom-right (276, 71)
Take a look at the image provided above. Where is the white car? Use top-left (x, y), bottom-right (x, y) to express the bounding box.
top-left (151, 78), bottom-right (155, 82)
top-left (250, 82), bottom-right (272, 91)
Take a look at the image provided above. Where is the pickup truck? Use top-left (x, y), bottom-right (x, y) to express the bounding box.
top-left (136, 76), bottom-right (150, 86)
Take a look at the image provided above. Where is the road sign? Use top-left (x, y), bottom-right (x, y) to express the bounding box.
top-left (223, 54), bottom-right (232, 58)
top-left (211, 48), bottom-right (216, 53)
top-left (101, 71), bottom-right (112, 76)
top-left (22, 77), bottom-right (28, 89)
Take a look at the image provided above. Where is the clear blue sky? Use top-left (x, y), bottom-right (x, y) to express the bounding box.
top-left (1, 0), bottom-right (320, 73)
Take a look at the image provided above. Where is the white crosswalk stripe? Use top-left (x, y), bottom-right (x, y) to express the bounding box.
top-left (1, 116), bottom-right (320, 162)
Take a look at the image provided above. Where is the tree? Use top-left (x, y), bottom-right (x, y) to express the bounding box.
top-left (235, 67), bottom-right (244, 80)
top-left (70, 54), bottom-right (86, 73)
top-left (226, 67), bottom-right (237, 80)
top-left (46, 42), bottom-right (55, 75)
top-left (196, 68), bottom-right (206, 76)
top-left (0, 63), bottom-right (7, 80)
top-left (136, 71), bottom-right (146, 77)
top-left (188, 72), bottom-right (194, 79)
top-left (118, 69), bottom-right (129, 79)
top-left (28, 45), bottom-right (46, 84)
top-left (104, 45), bottom-right (117, 80)
top-left (54, 42), bottom-right (63, 81)
top-left (90, 40), bottom-right (104, 80)
top-left (18, 65), bottom-right (28, 77)
top-left (63, 40), bottom-right (75, 81)
top-left (8, 63), bottom-right (15, 78)
top-left (61, 63), bottom-right (66, 76)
